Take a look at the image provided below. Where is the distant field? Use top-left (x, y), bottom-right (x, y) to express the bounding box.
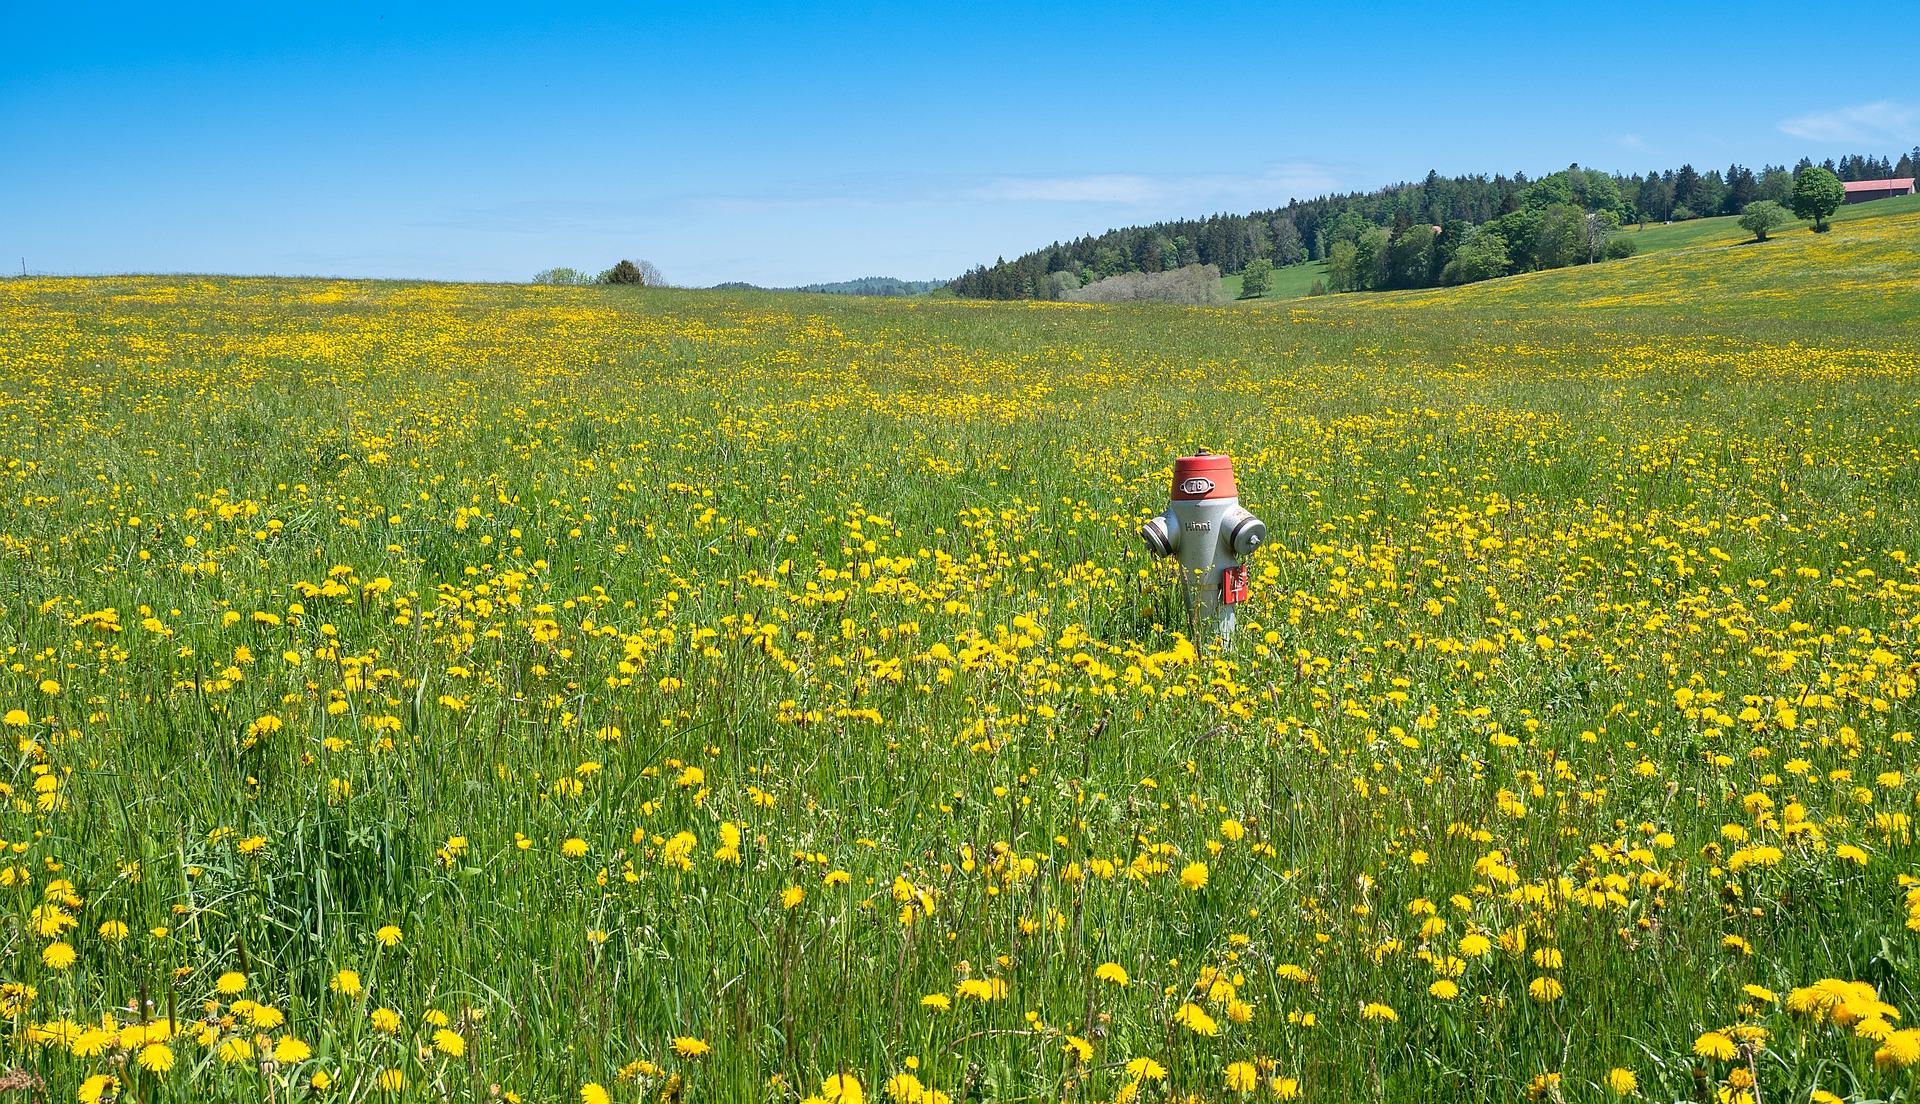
top-left (1367, 203), bottom-right (1920, 323)
top-left (1226, 192), bottom-right (1920, 306)
top-left (1223, 259), bottom-right (1330, 302)
top-left (4, 205), bottom-right (1919, 1102)
top-left (1621, 191), bottom-right (1920, 256)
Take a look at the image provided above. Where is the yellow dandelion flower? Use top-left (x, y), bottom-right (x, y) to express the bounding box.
top-left (885, 1073), bottom-right (924, 1103)
top-left (1125, 1058), bottom-right (1167, 1081)
top-left (1225, 1061), bottom-right (1258, 1093)
top-left (1174, 1001), bottom-right (1218, 1036)
top-left (822, 1072), bottom-right (865, 1104)
top-left (1876, 1030), bottom-right (1920, 1069)
top-left (137, 1042), bottom-right (175, 1072)
top-left (1693, 1031), bottom-right (1737, 1061)
top-left (1856, 1015), bottom-right (1896, 1042)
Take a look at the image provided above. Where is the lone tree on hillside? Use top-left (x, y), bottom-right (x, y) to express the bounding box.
top-left (601, 259), bottom-right (665, 286)
top-left (1737, 200), bottom-right (1791, 241)
top-left (1791, 167), bottom-right (1844, 233)
top-left (1239, 257), bottom-right (1274, 298)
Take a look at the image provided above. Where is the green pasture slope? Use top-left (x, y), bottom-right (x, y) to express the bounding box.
top-left (1225, 191), bottom-right (1919, 305)
top-left (1360, 200), bottom-right (1920, 323)
top-left (1620, 191), bottom-right (1920, 256)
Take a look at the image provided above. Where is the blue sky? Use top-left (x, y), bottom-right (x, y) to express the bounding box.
top-left (4, 3), bottom-right (1917, 287)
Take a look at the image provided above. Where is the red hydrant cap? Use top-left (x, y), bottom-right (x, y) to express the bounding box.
top-left (1171, 454), bottom-right (1237, 500)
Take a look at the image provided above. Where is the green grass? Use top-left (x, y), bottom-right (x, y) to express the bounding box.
top-left (2, 205), bottom-right (1919, 1103)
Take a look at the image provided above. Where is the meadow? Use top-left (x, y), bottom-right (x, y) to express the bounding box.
top-left (2, 201), bottom-right (1919, 1104)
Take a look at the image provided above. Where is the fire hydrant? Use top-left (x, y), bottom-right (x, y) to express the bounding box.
top-left (1138, 453), bottom-right (1267, 640)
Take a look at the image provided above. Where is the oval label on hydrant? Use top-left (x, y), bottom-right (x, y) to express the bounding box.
top-left (1179, 476), bottom-right (1215, 496)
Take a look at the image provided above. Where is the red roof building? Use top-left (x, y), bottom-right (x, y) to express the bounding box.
top-left (1842, 178), bottom-right (1916, 204)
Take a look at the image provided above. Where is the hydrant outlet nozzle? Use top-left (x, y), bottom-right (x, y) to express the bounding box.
top-left (1138, 514), bottom-right (1175, 558)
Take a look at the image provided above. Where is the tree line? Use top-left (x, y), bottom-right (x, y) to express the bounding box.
top-left (709, 277), bottom-right (945, 296)
top-left (949, 147), bottom-right (1920, 299)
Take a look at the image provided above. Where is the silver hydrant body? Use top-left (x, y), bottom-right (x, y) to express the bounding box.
top-left (1138, 454), bottom-right (1266, 639)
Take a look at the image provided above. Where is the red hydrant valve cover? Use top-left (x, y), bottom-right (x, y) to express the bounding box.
top-left (1172, 454), bottom-right (1238, 500)
top-left (1221, 565), bottom-right (1249, 605)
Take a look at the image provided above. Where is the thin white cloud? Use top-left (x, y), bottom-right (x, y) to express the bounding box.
top-left (968, 162), bottom-right (1344, 208)
top-left (423, 162), bottom-right (1352, 238)
top-left (1779, 100), bottom-right (1920, 145)
top-left (973, 173), bottom-right (1174, 204)
top-left (1615, 134), bottom-right (1647, 152)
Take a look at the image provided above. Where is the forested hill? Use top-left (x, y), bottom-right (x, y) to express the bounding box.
top-left (710, 277), bottom-right (945, 296)
top-left (949, 149), bottom-right (1920, 300)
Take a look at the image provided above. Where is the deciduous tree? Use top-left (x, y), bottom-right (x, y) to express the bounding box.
top-left (1791, 167), bottom-right (1844, 232)
top-left (1737, 200), bottom-right (1791, 241)
top-left (1239, 257), bottom-right (1273, 298)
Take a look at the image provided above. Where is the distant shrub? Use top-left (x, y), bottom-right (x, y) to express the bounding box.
top-left (1307, 279), bottom-right (1326, 296)
top-left (597, 260), bottom-right (665, 287)
top-left (1060, 264), bottom-right (1225, 305)
top-left (531, 267), bottom-right (594, 286)
top-left (1602, 236), bottom-right (1637, 260)
top-left (1045, 270), bottom-right (1084, 300)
